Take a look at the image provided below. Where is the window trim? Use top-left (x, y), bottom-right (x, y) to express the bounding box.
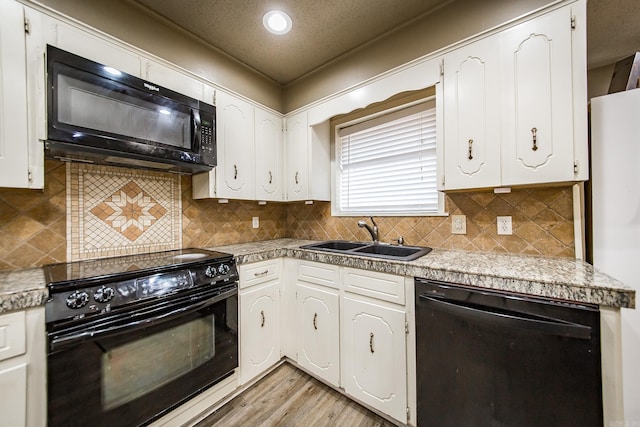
top-left (330, 97), bottom-right (445, 217)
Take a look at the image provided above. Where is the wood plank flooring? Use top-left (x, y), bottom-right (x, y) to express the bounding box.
top-left (195, 363), bottom-right (397, 427)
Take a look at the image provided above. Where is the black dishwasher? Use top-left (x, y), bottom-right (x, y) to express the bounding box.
top-left (415, 278), bottom-right (603, 427)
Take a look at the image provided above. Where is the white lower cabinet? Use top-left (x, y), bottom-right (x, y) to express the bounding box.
top-left (0, 308), bottom-right (46, 427)
top-left (239, 260), bottom-right (282, 385)
top-left (295, 283), bottom-right (340, 387)
top-left (342, 295), bottom-right (408, 424)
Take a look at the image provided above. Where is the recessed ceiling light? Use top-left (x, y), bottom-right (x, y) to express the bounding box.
top-left (263, 10), bottom-right (292, 35)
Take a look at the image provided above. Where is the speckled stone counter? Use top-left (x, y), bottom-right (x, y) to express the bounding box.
top-left (0, 238), bottom-right (634, 314)
top-left (211, 238), bottom-right (636, 309)
top-left (0, 268), bottom-right (48, 313)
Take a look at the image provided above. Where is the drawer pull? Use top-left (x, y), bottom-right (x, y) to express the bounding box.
top-left (254, 270), bottom-right (269, 277)
top-left (531, 127), bottom-right (538, 151)
top-left (234, 164), bottom-right (238, 179)
top-left (369, 332), bottom-right (375, 353)
top-left (268, 170), bottom-right (273, 184)
top-left (295, 171), bottom-right (299, 185)
top-left (468, 139), bottom-right (474, 160)
top-left (313, 313), bottom-right (318, 330)
top-left (260, 310), bottom-right (265, 328)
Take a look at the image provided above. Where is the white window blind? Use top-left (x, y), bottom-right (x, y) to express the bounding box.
top-left (337, 102), bottom-right (438, 215)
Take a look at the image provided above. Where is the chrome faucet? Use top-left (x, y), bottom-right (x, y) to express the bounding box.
top-left (357, 217), bottom-right (379, 243)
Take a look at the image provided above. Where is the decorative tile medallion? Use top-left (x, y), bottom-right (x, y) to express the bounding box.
top-left (67, 163), bottom-right (181, 261)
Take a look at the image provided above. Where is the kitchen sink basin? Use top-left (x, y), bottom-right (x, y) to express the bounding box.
top-left (300, 240), bottom-right (432, 261)
top-left (306, 240), bottom-right (369, 251)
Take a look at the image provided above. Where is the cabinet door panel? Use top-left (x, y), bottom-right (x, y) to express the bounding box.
top-left (0, 363), bottom-right (27, 427)
top-left (500, 6), bottom-right (574, 185)
top-left (255, 108), bottom-right (283, 201)
top-left (239, 282), bottom-right (280, 384)
top-left (285, 111), bottom-right (308, 200)
top-left (216, 90), bottom-right (255, 199)
top-left (343, 296), bottom-right (407, 423)
top-left (443, 36), bottom-right (501, 190)
top-left (0, 0), bottom-right (30, 188)
top-left (296, 283), bottom-right (339, 386)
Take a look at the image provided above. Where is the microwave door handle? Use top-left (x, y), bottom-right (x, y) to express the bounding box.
top-left (49, 287), bottom-right (237, 352)
top-left (192, 109), bottom-right (201, 148)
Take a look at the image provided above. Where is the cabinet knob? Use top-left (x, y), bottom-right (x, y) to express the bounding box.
top-left (260, 310), bottom-right (265, 328)
top-left (369, 332), bottom-right (375, 353)
top-left (468, 139), bottom-right (474, 160)
top-left (313, 312), bottom-right (318, 330)
top-left (531, 127), bottom-right (538, 151)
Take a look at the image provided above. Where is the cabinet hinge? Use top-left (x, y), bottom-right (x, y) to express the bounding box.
top-left (28, 169), bottom-right (33, 182)
top-left (571, 16), bottom-right (576, 30)
top-left (24, 18), bottom-right (31, 34)
top-left (405, 320), bottom-right (409, 334)
top-left (407, 407), bottom-right (411, 420)
top-left (439, 60), bottom-right (444, 77)
top-left (574, 160), bottom-right (579, 174)
top-left (213, 90), bottom-right (216, 106)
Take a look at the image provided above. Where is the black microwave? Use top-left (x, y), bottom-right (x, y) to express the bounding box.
top-left (45, 45), bottom-right (216, 174)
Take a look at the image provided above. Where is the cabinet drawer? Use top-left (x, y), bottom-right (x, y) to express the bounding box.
top-left (343, 268), bottom-right (405, 305)
top-left (297, 260), bottom-right (340, 290)
top-left (240, 259), bottom-right (281, 289)
top-left (0, 311), bottom-right (26, 362)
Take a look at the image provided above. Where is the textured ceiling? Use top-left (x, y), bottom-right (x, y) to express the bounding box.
top-left (130, 0), bottom-right (640, 85)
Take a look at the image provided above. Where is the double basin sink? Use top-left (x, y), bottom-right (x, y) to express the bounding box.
top-left (300, 240), bottom-right (432, 261)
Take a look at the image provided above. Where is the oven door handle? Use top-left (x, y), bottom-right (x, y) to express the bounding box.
top-left (50, 287), bottom-right (237, 352)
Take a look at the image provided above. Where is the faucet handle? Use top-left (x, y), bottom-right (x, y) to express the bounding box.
top-left (369, 216), bottom-right (377, 227)
top-left (392, 237), bottom-right (404, 246)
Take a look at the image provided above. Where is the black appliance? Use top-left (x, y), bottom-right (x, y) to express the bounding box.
top-left (44, 248), bottom-right (238, 427)
top-left (46, 45), bottom-right (216, 174)
top-left (415, 278), bottom-right (603, 427)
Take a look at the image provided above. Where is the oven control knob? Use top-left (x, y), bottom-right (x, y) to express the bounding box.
top-left (205, 265), bottom-right (217, 278)
top-left (218, 264), bottom-right (230, 275)
top-left (94, 286), bottom-right (115, 303)
top-left (66, 290), bottom-right (90, 309)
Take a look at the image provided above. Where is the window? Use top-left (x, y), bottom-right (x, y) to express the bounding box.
top-left (334, 100), bottom-right (440, 216)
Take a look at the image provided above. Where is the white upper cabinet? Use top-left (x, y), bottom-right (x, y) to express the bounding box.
top-left (193, 90), bottom-right (256, 200)
top-left (285, 110), bottom-right (308, 200)
top-left (0, 0), bottom-right (31, 188)
top-left (443, 35), bottom-right (501, 190)
top-left (499, 4), bottom-right (577, 186)
top-left (255, 108), bottom-right (283, 201)
top-left (284, 110), bottom-right (330, 201)
top-left (441, 1), bottom-right (587, 190)
top-left (216, 90), bottom-right (255, 199)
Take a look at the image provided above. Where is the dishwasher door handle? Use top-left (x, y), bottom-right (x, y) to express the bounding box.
top-left (419, 295), bottom-right (592, 340)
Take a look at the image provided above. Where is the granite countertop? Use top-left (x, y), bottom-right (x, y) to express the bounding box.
top-left (0, 238), bottom-right (635, 314)
top-left (211, 238), bottom-right (636, 309)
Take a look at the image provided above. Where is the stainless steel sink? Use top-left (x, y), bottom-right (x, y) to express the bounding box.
top-left (300, 240), bottom-right (432, 261)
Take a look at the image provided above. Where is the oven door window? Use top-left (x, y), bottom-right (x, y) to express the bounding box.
top-left (102, 315), bottom-right (216, 411)
top-left (47, 294), bottom-right (238, 427)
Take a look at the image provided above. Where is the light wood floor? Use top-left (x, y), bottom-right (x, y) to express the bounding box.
top-left (195, 363), bottom-right (397, 427)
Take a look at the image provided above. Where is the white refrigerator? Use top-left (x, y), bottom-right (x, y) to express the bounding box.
top-left (591, 88), bottom-right (640, 423)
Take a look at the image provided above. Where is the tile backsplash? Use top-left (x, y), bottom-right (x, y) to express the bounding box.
top-left (287, 187), bottom-right (575, 258)
top-left (67, 163), bottom-right (182, 261)
top-left (0, 160), bottom-right (575, 271)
